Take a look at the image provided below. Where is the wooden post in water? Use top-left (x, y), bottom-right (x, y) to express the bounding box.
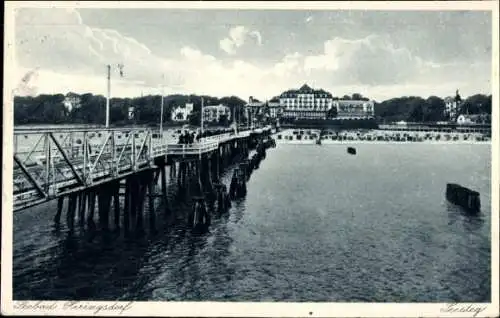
top-left (113, 181), bottom-right (121, 231)
top-left (177, 162), bottom-right (184, 186)
top-left (184, 161), bottom-right (189, 185)
top-left (123, 177), bottom-right (131, 235)
top-left (216, 150), bottom-right (220, 178)
top-left (161, 166), bottom-right (169, 214)
top-left (154, 168), bottom-right (160, 185)
top-left (66, 193), bottom-right (77, 230)
top-left (136, 173), bottom-right (147, 235)
top-left (130, 176), bottom-right (138, 232)
top-left (98, 186), bottom-right (111, 231)
top-left (87, 190), bottom-right (96, 226)
top-left (55, 196), bottom-right (64, 224)
top-left (78, 191), bottom-right (87, 227)
top-left (170, 160), bottom-right (176, 178)
top-left (148, 171), bottom-right (156, 233)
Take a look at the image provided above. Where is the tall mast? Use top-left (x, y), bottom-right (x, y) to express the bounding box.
top-left (105, 64), bottom-right (111, 128)
top-left (160, 75), bottom-right (165, 133)
top-left (201, 97), bottom-right (204, 135)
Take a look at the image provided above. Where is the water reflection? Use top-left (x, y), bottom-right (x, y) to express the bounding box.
top-left (231, 199), bottom-right (246, 223)
top-left (446, 202), bottom-right (484, 233)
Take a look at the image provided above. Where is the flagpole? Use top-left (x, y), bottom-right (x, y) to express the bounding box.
top-left (106, 64), bottom-right (111, 128)
top-left (233, 104), bottom-right (238, 135)
top-left (201, 97), bottom-right (204, 135)
top-left (160, 75), bottom-right (164, 134)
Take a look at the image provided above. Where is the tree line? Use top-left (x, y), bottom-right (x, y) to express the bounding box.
top-left (374, 94), bottom-right (492, 123)
top-left (13, 93), bottom-right (249, 126)
top-left (13, 92), bottom-right (492, 126)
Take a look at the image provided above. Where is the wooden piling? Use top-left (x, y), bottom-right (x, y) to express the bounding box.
top-left (113, 182), bottom-right (121, 231)
top-left (78, 192), bottom-right (86, 226)
top-left (130, 176), bottom-right (138, 231)
top-left (153, 169), bottom-right (160, 185)
top-left (148, 172), bottom-right (156, 233)
top-left (98, 186), bottom-right (111, 231)
top-left (55, 196), bottom-right (64, 224)
top-left (161, 166), bottom-right (169, 214)
top-left (123, 177), bottom-right (131, 235)
top-left (87, 190), bottom-right (96, 225)
top-left (66, 193), bottom-right (77, 229)
top-left (136, 174), bottom-right (147, 234)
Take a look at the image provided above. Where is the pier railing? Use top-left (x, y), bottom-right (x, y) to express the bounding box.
top-left (13, 128), bottom-right (159, 211)
top-left (167, 141), bottom-right (220, 156)
top-left (12, 126), bottom-right (272, 211)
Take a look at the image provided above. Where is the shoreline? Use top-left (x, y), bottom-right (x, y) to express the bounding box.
top-left (275, 140), bottom-right (491, 145)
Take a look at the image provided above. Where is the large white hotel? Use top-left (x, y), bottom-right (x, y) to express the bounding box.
top-left (246, 84), bottom-right (375, 120)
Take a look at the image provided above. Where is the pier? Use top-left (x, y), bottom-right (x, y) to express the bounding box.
top-left (13, 126), bottom-right (273, 232)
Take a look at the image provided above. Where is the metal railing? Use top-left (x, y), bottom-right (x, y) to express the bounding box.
top-left (12, 126), bottom-right (271, 211)
top-left (167, 141), bottom-right (219, 156)
top-left (13, 128), bottom-right (159, 210)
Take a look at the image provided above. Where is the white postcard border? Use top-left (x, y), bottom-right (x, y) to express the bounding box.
top-left (2, 1), bottom-right (499, 317)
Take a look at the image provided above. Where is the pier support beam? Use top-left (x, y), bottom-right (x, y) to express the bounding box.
top-left (161, 166), bottom-right (169, 214)
top-left (66, 193), bottom-right (77, 230)
top-left (87, 190), bottom-right (96, 227)
top-left (97, 186), bottom-right (111, 231)
top-left (55, 196), bottom-right (64, 224)
top-left (148, 171), bottom-right (156, 233)
top-left (78, 191), bottom-right (87, 227)
top-left (113, 181), bottom-right (121, 231)
top-left (135, 173), bottom-right (147, 235)
top-left (123, 177), bottom-right (131, 236)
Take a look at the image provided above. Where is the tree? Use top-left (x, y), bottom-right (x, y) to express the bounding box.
top-left (218, 114), bottom-right (229, 126)
top-left (375, 96), bottom-right (428, 122)
top-left (425, 96), bottom-right (446, 122)
top-left (459, 94), bottom-right (491, 115)
top-left (187, 111), bottom-right (201, 126)
top-left (327, 106), bottom-right (338, 118)
top-left (351, 93), bottom-right (368, 101)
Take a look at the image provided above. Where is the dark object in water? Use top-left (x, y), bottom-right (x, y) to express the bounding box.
top-left (190, 197), bottom-right (210, 232)
top-left (316, 138), bottom-right (322, 145)
top-left (446, 183), bottom-right (481, 213)
top-left (347, 147), bottom-right (356, 155)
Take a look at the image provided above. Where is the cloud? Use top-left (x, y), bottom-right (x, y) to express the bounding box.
top-left (219, 38), bottom-right (236, 55)
top-left (13, 9), bottom-right (491, 102)
top-left (16, 8), bottom-right (180, 90)
top-left (303, 35), bottom-right (426, 86)
top-left (249, 31), bottom-right (263, 46)
top-left (272, 52), bottom-right (303, 78)
top-left (13, 67), bottom-right (40, 96)
top-left (219, 26), bottom-right (262, 55)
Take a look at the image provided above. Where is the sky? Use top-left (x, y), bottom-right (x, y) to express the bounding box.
top-left (13, 6), bottom-right (493, 102)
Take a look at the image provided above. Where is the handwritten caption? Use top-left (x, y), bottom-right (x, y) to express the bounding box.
top-left (440, 303), bottom-right (488, 317)
top-left (14, 301), bottom-right (134, 315)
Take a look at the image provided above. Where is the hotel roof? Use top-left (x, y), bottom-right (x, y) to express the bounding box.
top-left (279, 83), bottom-right (333, 98)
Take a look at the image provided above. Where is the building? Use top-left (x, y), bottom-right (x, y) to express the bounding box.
top-left (128, 106), bottom-right (135, 120)
top-left (171, 103), bottom-right (194, 122)
top-left (279, 84), bottom-right (333, 119)
top-left (202, 104), bottom-right (231, 123)
top-left (62, 93), bottom-right (81, 112)
top-left (245, 96), bottom-right (264, 125)
top-left (333, 100), bottom-right (375, 119)
top-left (444, 96), bottom-right (459, 120)
top-left (267, 97), bottom-right (283, 118)
top-left (444, 90), bottom-right (462, 120)
top-left (276, 84), bottom-right (374, 120)
top-left (457, 114), bottom-right (491, 125)
top-left (245, 96), bottom-right (284, 122)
